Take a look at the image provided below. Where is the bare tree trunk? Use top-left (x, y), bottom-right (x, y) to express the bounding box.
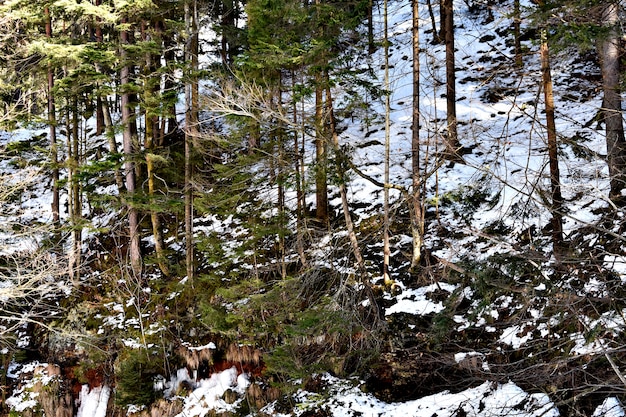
top-left (315, 79), bottom-right (328, 224)
top-left (45, 7), bottom-right (60, 237)
top-left (599, 1), bottom-right (626, 203)
top-left (426, 0), bottom-right (442, 44)
top-left (513, 0), bottom-right (522, 68)
top-left (540, 25), bottom-right (565, 262)
top-left (100, 96), bottom-right (125, 193)
top-left (326, 83), bottom-right (365, 276)
top-left (144, 25), bottom-right (169, 277)
top-left (184, 0), bottom-right (199, 281)
top-left (411, 0), bottom-right (424, 270)
top-left (121, 22), bottom-right (142, 277)
top-left (443, 0), bottom-right (460, 156)
top-left (383, 0), bottom-right (392, 286)
top-left (71, 101), bottom-right (82, 282)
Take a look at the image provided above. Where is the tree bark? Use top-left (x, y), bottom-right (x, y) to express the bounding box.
top-left (540, 24), bottom-right (565, 262)
top-left (411, 0), bottom-right (424, 269)
top-left (184, 0), bottom-right (199, 281)
top-left (383, 0), bottom-right (392, 285)
top-left (45, 7), bottom-right (60, 237)
top-left (443, 0), bottom-right (460, 156)
top-left (598, 1), bottom-right (626, 203)
top-left (121, 21), bottom-right (142, 277)
top-left (326, 83), bottom-right (365, 276)
top-left (315, 78), bottom-right (328, 224)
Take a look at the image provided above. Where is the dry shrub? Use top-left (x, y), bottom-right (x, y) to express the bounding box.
top-left (177, 344), bottom-right (214, 370)
top-left (225, 343), bottom-right (261, 366)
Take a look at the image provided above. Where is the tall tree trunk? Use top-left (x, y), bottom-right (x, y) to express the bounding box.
top-left (426, 0), bottom-right (442, 44)
top-left (513, 0), bottom-right (522, 68)
top-left (292, 71), bottom-right (307, 268)
top-left (45, 7), bottom-right (60, 238)
top-left (315, 78), bottom-right (328, 224)
top-left (411, 0), bottom-right (424, 270)
top-left (599, 1), bottom-right (626, 203)
top-left (443, 0), bottom-right (460, 156)
top-left (144, 23), bottom-right (169, 277)
top-left (383, 0), bottom-right (392, 286)
top-left (71, 100), bottom-right (82, 282)
top-left (121, 21), bottom-right (142, 277)
top-left (540, 24), bottom-right (565, 262)
top-left (184, 0), bottom-right (199, 281)
top-left (326, 83), bottom-right (365, 276)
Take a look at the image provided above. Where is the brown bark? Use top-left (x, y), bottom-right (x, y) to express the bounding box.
top-left (121, 21), bottom-right (142, 277)
top-left (411, 0), bottom-right (424, 269)
top-left (184, 0), bottom-right (199, 281)
top-left (383, 0), bottom-right (391, 285)
top-left (326, 84), bottom-right (365, 276)
top-left (540, 26), bottom-right (565, 261)
top-left (443, 0), bottom-right (460, 155)
top-left (315, 80), bottom-right (328, 224)
top-left (598, 2), bottom-right (626, 203)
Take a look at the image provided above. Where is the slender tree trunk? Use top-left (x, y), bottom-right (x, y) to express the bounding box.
top-left (599, 2), bottom-right (626, 203)
top-left (426, 0), bottom-right (442, 44)
top-left (143, 25), bottom-right (169, 277)
top-left (383, 0), bottom-right (392, 286)
top-left (443, 0), bottom-right (460, 156)
top-left (411, 0), bottom-right (424, 269)
top-left (121, 22), bottom-right (142, 277)
top-left (513, 0), bottom-right (522, 68)
top-left (71, 100), bottom-right (82, 281)
top-left (540, 26), bottom-right (565, 262)
top-left (315, 79), bottom-right (328, 224)
top-left (292, 71), bottom-right (307, 268)
top-left (45, 7), bottom-right (60, 236)
top-left (184, 0), bottom-right (199, 281)
top-left (326, 83), bottom-right (365, 276)
top-left (367, 0), bottom-right (375, 54)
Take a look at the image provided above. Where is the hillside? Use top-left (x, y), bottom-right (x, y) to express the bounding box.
top-left (1, 0), bottom-right (626, 416)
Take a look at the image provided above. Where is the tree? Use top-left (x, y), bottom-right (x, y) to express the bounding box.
top-left (184, 0), bottom-right (199, 281)
top-left (443, 0), bottom-right (461, 156)
top-left (538, 8), bottom-right (565, 262)
top-left (120, 18), bottom-right (143, 278)
top-left (410, 0), bottom-right (424, 269)
top-left (598, 1), bottom-right (626, 203)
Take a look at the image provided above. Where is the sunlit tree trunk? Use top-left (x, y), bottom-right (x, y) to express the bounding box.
top-left (539, 23), bottom-right (565, 262)
top-left (410, 0), bottom-right (424, 269)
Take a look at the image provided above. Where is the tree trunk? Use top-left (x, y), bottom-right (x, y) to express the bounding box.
top-left (383, 0), bottom-right (392, 286)
top-left (411, 0), bottom-right (424, 269)
top-left (540, 25), bottom-right (565, 262)
top-left (45, 7), bottom-right (60, 237)
top-left (315, 79), bottom-right (329, 224)
top-left (444, 0), bottom-right (460, 156)
top-left (184, 0), bottom-right (199, 281)
top-left (120, 22), bottom-right (142, 277)
top-left (326, 83), bottom-right (365, 276)
top-left (598, 1), bottom-right (626, 203)
top-left (513, 0), bottom-right (522, 68)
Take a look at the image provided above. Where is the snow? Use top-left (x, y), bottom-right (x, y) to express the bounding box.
top-left (386, 282), bottom-right (458, 316)
top-left (76, 385), bottom-right (110, 417)
top-left (174, 367), bottom-right (250, 417)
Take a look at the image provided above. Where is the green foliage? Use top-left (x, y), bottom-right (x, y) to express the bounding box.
top-left (115, 348), bottom-right (163, 407)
